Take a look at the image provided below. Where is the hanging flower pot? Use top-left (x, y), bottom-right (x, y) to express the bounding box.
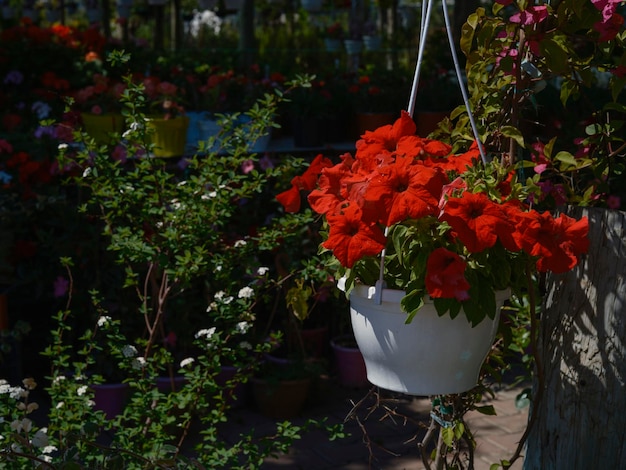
top-left (146, 115), bottom-right (190, 158)
top-left (349, 285), bottom-right (509, 396)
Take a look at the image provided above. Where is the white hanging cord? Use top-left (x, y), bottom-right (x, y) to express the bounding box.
top-left (375, 0), bottom-right (488, 304)
top-left (440, 0), bottom-right (488, 166)
top-left (407, 0), bottom-right (435, 118)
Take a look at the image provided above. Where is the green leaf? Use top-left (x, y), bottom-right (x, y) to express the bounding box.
top-left (540, 37), bottom-right (569, 75)
top-left (500, 125), bottom-right (525, 148)
top-left (554, 151), bottom-right (578, 169)
top-left (475, 405), bottom-right (497, 416)
top-left (441, 426), bottom-right (455, 447)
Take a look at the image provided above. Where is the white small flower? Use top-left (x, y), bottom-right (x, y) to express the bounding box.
top-left (206, 301), bottom-right (217, 312)
top-left (58, 143), bottom-right (68, 150)
top-left (82, 167), bottom-right (92, 178)
top-left (42, 445), bottom-right (58, 455)
top-left (77, 385), bottom-right (88, 396)
top-left (0, 383), bottom-right (10, 395)
top-left (180, 357), bottom-right (195, 368)
top-left (97, 316), bottom-right (111, 328)
top-left (132, 357), bottom-right (147, 370)
top-left (235, 321), bottom-right (251, 334)
top-left (234, 239), bottom-right (247, 248)
top-left (122, 344), bottom-right (138, 358)
top-left (9, 386), bottom-right (26, 400)
top-left (239, 341), bottom-right (252, 350)
top-left (257, 266), bottom-right (269, 276)
top-left (31, 428), bottom-right (48, 448)
top-left (238, 287), bottom-right (254, 299)
top-left (195, 327), bottom-right (216, 339)
top-left (52, 375), bottom-right (66, 385)
top-left (214, 291), bottom-right (226, 300)
top-left (40, 455), bottom-right (53, 463)
top-left (203, 191), bottom-right (217, 199)
top-left (55, 401), bottom-right (64, 409)
top-left (215, 264), bottom-right (223, 272)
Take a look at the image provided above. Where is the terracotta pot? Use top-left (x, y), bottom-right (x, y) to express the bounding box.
top-left (251, 377), bottom-right (311, 419)
top-left (354, 111), bottom-right (397, 137)
top-left (415, 110), bottom-right (450, 137)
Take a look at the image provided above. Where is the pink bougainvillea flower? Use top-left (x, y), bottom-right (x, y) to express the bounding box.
top-left (425, 247), bottom-right (470, 301)
top-left (594, 12), bottom-right (624, 42)
top-left (607, 195), bottom-right (621, 209)
top-left (322, 203), bottom-right (387, 268)
top-left (509, 5), bottom-right (549, 25)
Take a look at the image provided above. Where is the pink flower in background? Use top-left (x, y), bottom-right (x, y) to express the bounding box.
top-left (241, 159), bottom-right (255, 174)
top-left (607, 195), bottom-right (621, 209)
top-left (510, 5), bottom-right (548, 25)
top-left (53, 276), bottom-right (69, 298)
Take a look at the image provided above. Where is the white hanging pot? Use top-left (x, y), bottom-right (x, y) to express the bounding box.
top-left (349, 285), bottom-right (508, 396)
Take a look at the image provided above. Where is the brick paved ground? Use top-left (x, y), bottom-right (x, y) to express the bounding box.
top-left (220, 377), bottom-right (529, 470)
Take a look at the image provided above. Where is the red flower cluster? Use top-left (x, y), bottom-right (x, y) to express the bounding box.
top-left (277, 112), bottom-right (589, 302)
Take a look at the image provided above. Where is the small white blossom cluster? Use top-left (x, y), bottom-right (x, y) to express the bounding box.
top-left (122, 344), bottom-right (138, 358)
top-left (180, 357), bottom-right (195, 368)
top-left (237, 286), bottom-right (254, 299)
top-left (235, 321), bottom-right (251, 334)
top-left (122, 120), bottom-right (141, 139)
top-left (195, 327), bottom-right (216, 340)
top-left (214, 291), bottom-right (234, 304)
top-left (234, 239), bottom-right (247, 248)
top-left (132, 357), bottom-right (147, 370)
top-left (257, 266), bottom-right (269, 276)
top-left (97, 315), bottom-right (112, 328)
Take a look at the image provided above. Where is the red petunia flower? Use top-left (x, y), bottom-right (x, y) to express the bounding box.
top-left (440, 192), bottom-right (515, 253)
top-left (425, 247), bottom-right (470, 301)
top-left (364, 156), bottom-right (447, 226)
top-left (354, 111), bottom-right (416, 170)
top-left (276, 154), bottom-right (333, 213)
top-left (321, 203), bottom-right (387, 268)
top-left (308, 154), bottom-right (354, 216)
top-left (515, 211), bottom-right (589, 273)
